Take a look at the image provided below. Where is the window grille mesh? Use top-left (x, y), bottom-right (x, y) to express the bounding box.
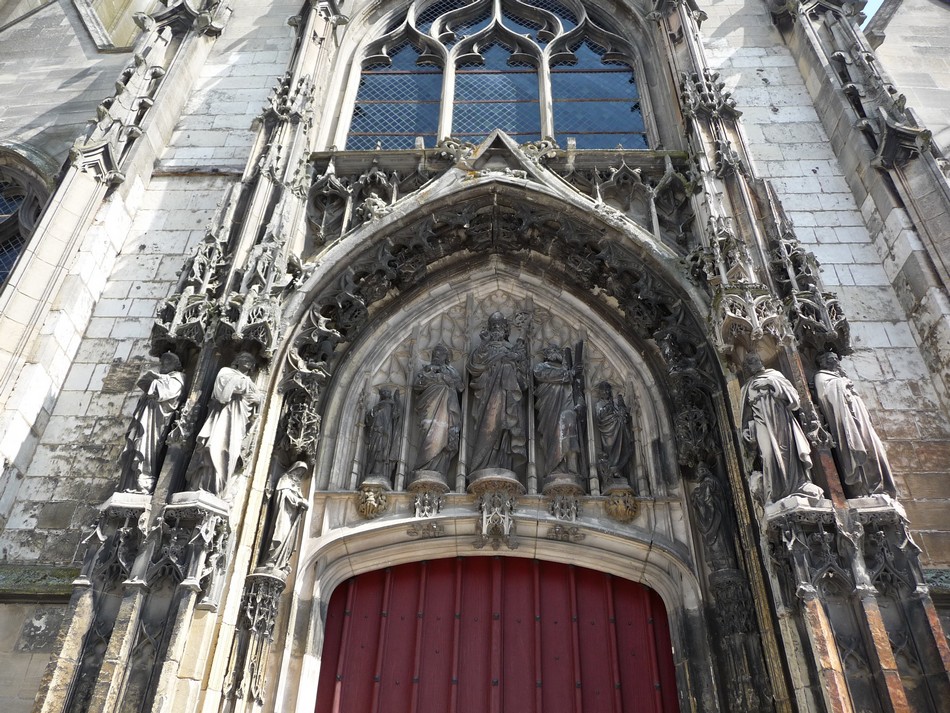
top-left (347, 0), bottom-right (647, 149)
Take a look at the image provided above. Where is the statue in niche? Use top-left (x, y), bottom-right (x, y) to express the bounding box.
top-left (740, 354), bottom-right (820, 504)
top-left (119, 352), bottom-right (185, 494)
top-left (468, 312), bottom-right (528, 474)
top-left (814, 351), bottom-right (895, 498)
top-left (262, 461), bottom-right (310, 572)
top-left (533, 345), bottom-right (584, 479)
top-left (190, 352), bottom-right (261, 495)
top-left (690, 463), bottom-right (736, 569)
top-left (413, 345), bottom-right (463, 480)
top-left (594, 381), bottom-right (634, 487)
top-left (362, 388), bottom-right (401, 487)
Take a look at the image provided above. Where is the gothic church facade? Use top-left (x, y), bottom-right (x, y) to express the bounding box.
top-left (0, 0), bottom-right (948, 710)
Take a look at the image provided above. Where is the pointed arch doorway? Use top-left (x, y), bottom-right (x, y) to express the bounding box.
top-left (315, 557), bottom-right (681, 713)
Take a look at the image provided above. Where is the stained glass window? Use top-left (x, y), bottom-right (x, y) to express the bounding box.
top-left (0, 167), bottom-right (47, 287)
top-left (345, 0), bottom-right (648, 150)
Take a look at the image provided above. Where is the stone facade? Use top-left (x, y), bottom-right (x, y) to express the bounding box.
top-left (0, 0), bottom-right (948, 711)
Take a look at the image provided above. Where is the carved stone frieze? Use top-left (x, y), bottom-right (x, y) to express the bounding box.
top-left (546, 524), bottom-right (585, 542)
top-left (407, 521), bottom-right (445, 539)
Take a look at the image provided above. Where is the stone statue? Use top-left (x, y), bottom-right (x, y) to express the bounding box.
top-left (262, 461), bottom-right (309, 571)
top-left (119, 352), bottom-right (185, 493)
top-left (468, 312), bottom-right (528, 474)
top-left (533, 345), bottom-right (583, 478)
top-left (690, 464), bottom-right (735, 569)
top-left (413, 345), bottom-right (463, 479)
top-left (191, 352), bottom-right (261, 495)
top-left (814, 351), bottom-right (895, 497)
top-left (363, 388), bottom-right (401, 486)
top-left (740, 354), bottom-right (818, 504)
top-left (594, 381), bottom-right (634, 485)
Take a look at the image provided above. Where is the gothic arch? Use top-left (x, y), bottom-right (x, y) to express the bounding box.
top-left (312, 0), bottom-right (683, 152)
top-left (274, 521), bottom-right (712, 713)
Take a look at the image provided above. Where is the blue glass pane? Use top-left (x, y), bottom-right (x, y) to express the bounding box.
top-left (501, 11), bottom-right (541, 39)
top-left (350, 101), bottom-right (440, 135)
top-left (454, 99), bottom-right (540, 134)
top-left (367, 43), bottom-right (436, 72)
top-left (0, 231), bottom-right (26, 285)
top-left (448, 10), bottom-right (491, 40)
top-left (358, 72), bottom-right (443, 101)
top-left (550, 70), bottom-right (638, 100)
top-left (0, 182), bottom-right (22, 218)
top-left (521, 0), bottom-right (577, 28)
top-left (553, 100), bottom-right (644, 133)
top-left (455, 71), bottom-right (538, 100)
top-left (417, 0), bottom-right (469, 33)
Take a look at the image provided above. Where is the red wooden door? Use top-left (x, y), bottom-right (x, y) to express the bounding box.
top-left (316, 557), bottom-right (680, 713)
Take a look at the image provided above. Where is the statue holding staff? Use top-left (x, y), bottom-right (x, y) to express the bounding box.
top-left (467, 312), bottom-right (528, 474)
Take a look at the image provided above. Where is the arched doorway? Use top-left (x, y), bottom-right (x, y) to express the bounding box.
top-left (315, 557), bottom-right (680, 713)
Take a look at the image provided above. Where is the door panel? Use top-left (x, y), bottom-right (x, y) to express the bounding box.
top-left (315, 557), bottom-right (680, 713)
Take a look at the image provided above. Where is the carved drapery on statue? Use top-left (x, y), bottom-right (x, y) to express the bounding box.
top-left (594, 380), bottom-right (634, 489)
top-left (533, 344), bottom-right (585, 485)
top-left (412, 344), bottom-right (463, 484)
top-left (813, 351), bottom-right (895, 498)
top-left (119, 352), bottom-right (185, 494)
top-left (261, 461), bottom-right (309, 572)
top-left (361, 388), bottom-right (402, 488)
top-left (740, 354), bottom-right (821, 504)
top-left (468, 312), bottom-right (528, 477)
top-left (189, 352), bottom-right (260, 495)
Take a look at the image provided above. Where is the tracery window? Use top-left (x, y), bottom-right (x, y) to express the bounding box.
top-left (346, 0), bottom-right (648, 150)
top-left (0, 165), bottom-right (47, 286)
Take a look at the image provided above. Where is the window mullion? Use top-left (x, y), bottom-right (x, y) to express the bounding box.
top-left (538, 49), bottom-right (554, 140)
top-left (439, 50), bottom-right (458, 141)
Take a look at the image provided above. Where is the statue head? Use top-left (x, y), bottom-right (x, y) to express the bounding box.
top-left (543, 345), bottom-right (562, 362)
top-left (486, 311), bottom-right (509, 338)
top-left (742, 353), bottom-right (764, 377)
top-left (379, 388), bottom-right (393, 401)
top-left (233, 351), bottom-right (257, 373)
top-left (431, 344), bottom-right (450, 365)
top-left (597, 380), bottom-right (613, 399)
top-left (287, 461), bottom-right (309, 482)
top-left (159, 352), bottom-right (182, 373)
top-left (817, 351), bottom-right (840, 371)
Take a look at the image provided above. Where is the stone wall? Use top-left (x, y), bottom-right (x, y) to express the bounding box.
top-left (0, 0), bottom-right (300, 710)
top-left (0, 0), bottom-right (128, 164)
top-left (871, 0), bottom-right (950, 154)
top-left (702, 0), bottom-right (950, 568)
